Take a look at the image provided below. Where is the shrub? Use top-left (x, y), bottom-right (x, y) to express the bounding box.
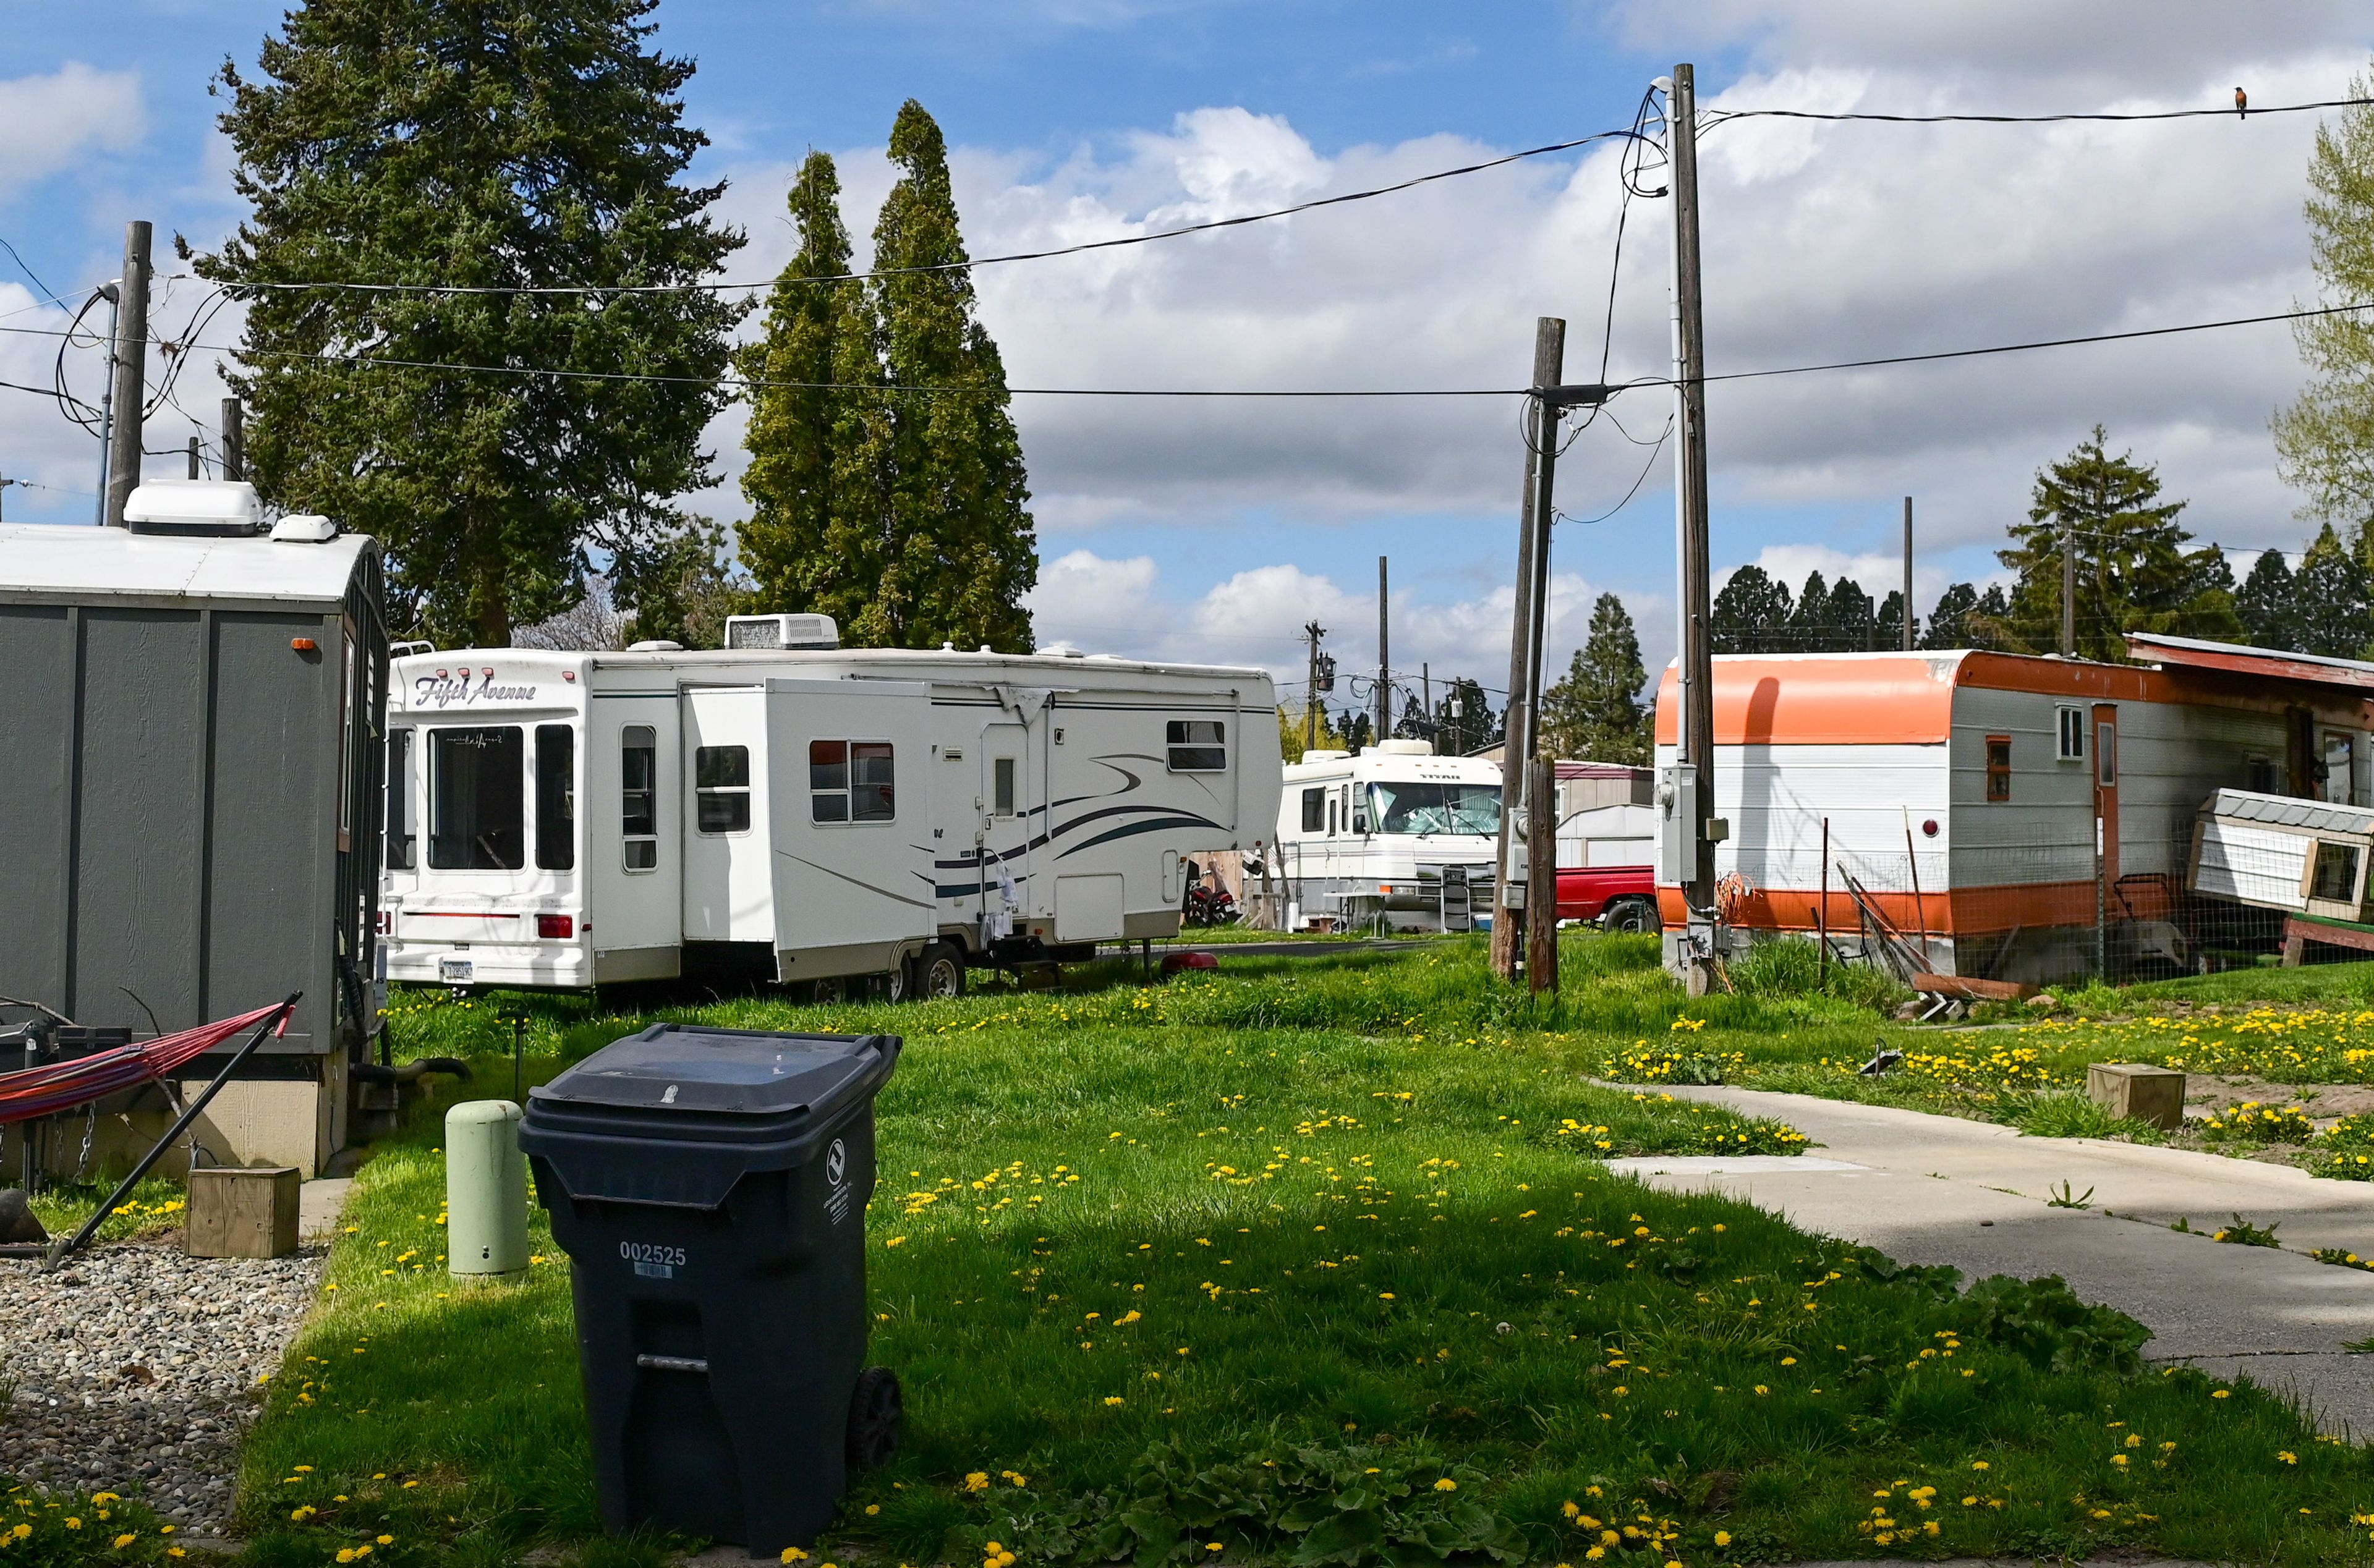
top-left (1950, 1274), bottom-right (2152, 1376)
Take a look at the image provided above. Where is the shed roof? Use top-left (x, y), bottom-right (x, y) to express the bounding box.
top-left (0, 522), bottom-right (375, 606)
top-left (2204, 787), bottom-right (2374, 837)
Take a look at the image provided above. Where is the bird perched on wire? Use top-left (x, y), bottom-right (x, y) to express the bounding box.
top-left (2236, 87), bottom-right (2248, 118)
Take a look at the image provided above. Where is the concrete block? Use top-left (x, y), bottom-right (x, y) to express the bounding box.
top-left (185, 1165), bottom-right (301, 1258)
top-left (2087, 1062), bottom-right (2186, 1130)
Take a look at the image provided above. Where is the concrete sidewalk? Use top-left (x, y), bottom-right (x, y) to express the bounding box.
top-left (1607, 1086), bottom-right (2374, 1435)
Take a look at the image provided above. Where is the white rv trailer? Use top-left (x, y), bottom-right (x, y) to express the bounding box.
top-left (1273, 740), bottom-right (1501, 931)
top-left (380, 620), bottom-right (1280, 993)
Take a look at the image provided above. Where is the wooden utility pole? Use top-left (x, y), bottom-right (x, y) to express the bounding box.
top-left (1667, 66), bottom-right (1718, 991)
top-left (2061, 520), bottom-right (2077, 656)
top-left (221, 397), bottom-right (244, 481)
top-left (1303, 620), bottom-right (1327, 751)
top-left (1525, 756), bottom-right (1559, 992)
top-left (102, 220), bottom-right (151, 528)
top-left (1902, 497), bottom-right (1915, 650)
top-left (186, 436), bottom-right (200, 480)
top-left (1376, 556), bottom-right (1391, 741)
top-left (1492, 317), bottom-right (1565, 981)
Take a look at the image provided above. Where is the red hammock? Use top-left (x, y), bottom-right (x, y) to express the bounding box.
top-left (0, 1003), bottom-right (289, 1125)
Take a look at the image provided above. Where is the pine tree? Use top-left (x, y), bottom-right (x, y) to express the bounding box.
top-left (1539, 592), bottom-right (1650, 764)
top-left (1431, 677), bottom-right (1495, 756)
top-left (1787, 570), bottom-right (1832, 652)
top-left (1992, 426), bottom-right (2240, 661)
top-left (1876, 589), bottom-right (1912, 650)
top-left (1711, 564), bottom-right (1793, 653)
top-left (1343, 711), bottom-right (1375, 754)
top-left (864, 100), bottom-right (1037, 650)
top-left (738, 151), bottom-right (873, 621)
top-left (2295, 523), bottom-right (2374, 658)
top-left (1826, 577), bottom-right (1876, 651)
top-left (202, 0), bottom-right (742, 646)
top-left (1921, 583), bottom-right (1977, 649)
top-left (2274, 65), bottom-right (2374, 530)
top-left (2235, 549), bottom-right (2302, 649)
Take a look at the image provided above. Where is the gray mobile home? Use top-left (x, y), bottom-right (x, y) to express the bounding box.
top-left (0, 482), bottom-right (386, 1174)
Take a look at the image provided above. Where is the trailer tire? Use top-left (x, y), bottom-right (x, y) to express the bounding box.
top-left (915, 943), bottom-right (966, 1001)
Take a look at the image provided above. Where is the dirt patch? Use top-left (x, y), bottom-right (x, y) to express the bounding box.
top-left (2182, 1075), bottom-right (2374, 1124)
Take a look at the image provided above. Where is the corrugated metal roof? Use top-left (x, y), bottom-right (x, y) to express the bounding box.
top-left (0, 522), bottom-right (373, 604)
top-left (2206, 787), bottom-right (2374, 837)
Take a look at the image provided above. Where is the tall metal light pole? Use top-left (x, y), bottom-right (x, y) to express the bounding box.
top-left (1662, 65), bottom-right (1719, 993)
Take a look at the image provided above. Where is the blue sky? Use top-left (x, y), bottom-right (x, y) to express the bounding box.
top-left (0, 2), bottom-right (2365, 691)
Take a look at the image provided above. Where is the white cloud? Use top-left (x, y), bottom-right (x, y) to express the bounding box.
top-left (0, 64), bottom-right (145, 206)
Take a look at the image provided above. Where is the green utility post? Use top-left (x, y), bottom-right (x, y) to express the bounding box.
top-left (446, 1100), bottom-right (529, 1280)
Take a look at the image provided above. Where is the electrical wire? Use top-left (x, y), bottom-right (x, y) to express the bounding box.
top-left (1700, 94), bottom-right (2372, 131)
top-left (1555, 415), bottom-right (1672, 527)
top-left (0, 236), bottom-right (66, 315)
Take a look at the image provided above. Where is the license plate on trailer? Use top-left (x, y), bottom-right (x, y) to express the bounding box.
top-left (438, 957), bottom-right (475, 984)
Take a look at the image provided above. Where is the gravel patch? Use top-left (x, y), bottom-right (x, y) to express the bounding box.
top-left (0, 1238), bottom-right (322, 1530)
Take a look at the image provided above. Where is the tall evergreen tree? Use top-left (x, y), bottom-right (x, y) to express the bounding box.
top-left (1539, 592), bottom-right (1650, 764)
top-left (864, 100), bottom-right (1037, 649)
top-left (1711, 564), bottom-right (1793, 653)
top-left (2296, 523), bottom-right (2374, 658)
top-left (1876, 588), bottom-right (1913, 650)
top-left (2274, 64), bottom-right (2374, 531)
top-left (1826, 577), bottom-right (1876, 651)
top-left (2234, 549), bottom-right (2302, 649)
top-left (1921, 582), bottom-right (1978, 649)
top-left (738, 151), bottom-right (872, 618)
top-left (203, 0), bottom-right (743, 645)
top-left (1993, 426), bottom-right (2240, 661)
top-left (1787, 570), bottom-right (1832, 652)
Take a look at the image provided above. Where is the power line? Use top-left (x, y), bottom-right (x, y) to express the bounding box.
top-left (1702, 93), bottom-right (2372, 131)
top-left (198, 127), bottom-right (1651, 302)
top-left (0, 236), bottom-right (65, 314)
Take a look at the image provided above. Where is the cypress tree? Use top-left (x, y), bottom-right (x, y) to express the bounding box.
top-left (204, 0), bottom-right (743, 645)
top-left (1826, 577), bottom-right (1876, 650)
top-left (1787, 571), bottom-right (1832, 652)
top-left (865, 100), bottom-right (1037, 650)
top-left (2234, 549), bottom-right (2301, 649)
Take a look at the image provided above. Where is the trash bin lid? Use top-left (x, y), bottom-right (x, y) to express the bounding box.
top-left (521, 1025), bottom-right (900, 1208)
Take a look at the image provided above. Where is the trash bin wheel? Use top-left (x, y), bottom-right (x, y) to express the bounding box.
top-left (847, 1365), bottom-right (903, 1470)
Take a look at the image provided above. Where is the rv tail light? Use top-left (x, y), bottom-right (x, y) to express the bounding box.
top-left (290, 637), bottom-right (317, 652)
top-left (537, 913), bottom-right (575, 939)
top-left (375, 910), bottom-right (391, 934)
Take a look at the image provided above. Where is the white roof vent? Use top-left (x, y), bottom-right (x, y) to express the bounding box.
top-left (725, 612), bottom-right (838, 651)
top-left (1302, 749), bottom-right (1350, 763)
top-left (626, 639), bottom-right (683, 653)
top-left (270, 514), bottom-right (338, 543)
top-left (122, 480), bottom-right (265, 537)
top-left (1372, 739), bottom-right (1434, 756)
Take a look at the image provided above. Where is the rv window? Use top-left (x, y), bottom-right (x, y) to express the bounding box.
top-left (386, 730), bottom-right (415, 871)
top-left (1301, 787), bottom-right (1324, 833)
top-left (428, 726), bottom-right (525, 870)
top-left (621, 725), bottom-right (657, 871)
top-left (1166, 719), bottom-right (1227, 772)
top-left (810, 740), bottom-right (896, 823)
top-left (2056, 706), bottom-right (2085, 761)
top-left (696, 745), bottom-right (752, 834)
top-left (1327, 797), bottom-right (1338, 836)
top-left (1985, 735), bottom-right (2012, 802)
top-left (535, 725), bottom-right (575, 870)
top-left (994, 756), bottom-right (1018, 816)
top-left (2310, 840), bottom-right (2362, 904)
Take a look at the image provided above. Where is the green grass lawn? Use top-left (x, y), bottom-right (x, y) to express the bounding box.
top-left (18, 938), bottom-right (2374, 1566)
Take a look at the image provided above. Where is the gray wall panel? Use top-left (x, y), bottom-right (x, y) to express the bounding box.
top-left (208, 612), bottom-right (332, 1048)
top-left (72, 609), bottom-right (207, 1030)
top-left (0, 606), bottom-right (72, 1010)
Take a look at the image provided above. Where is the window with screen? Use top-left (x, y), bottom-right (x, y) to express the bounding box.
top-left (428, 726), bottom-right (525, 869)
top-left (1167, 719), bottom-right (1227, 772)
top-left (385, 730), bottom-right (415, 870)
top-left (2096, 723), bottom-right (2117, 787)
top-left (811, 740), bottom-right (895, 823)
top-left (1985, 735), bottom-right (2012, 802)
top-left (994, 756), bottom-right (1018, 816)
top-left (1301, 787), bottom-right (1324, 833)
top-left (621, 726), bottom-right (658, 870)
top-left (696, 745), bottom-right (752, 834)
top-left (2056, 706), bottom-right (2085, 761)
top-left (535, 725), bottom-right (575, 870)
top-left (2311, 840), bottom-right (2362, 904)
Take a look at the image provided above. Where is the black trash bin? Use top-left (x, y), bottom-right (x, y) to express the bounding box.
top-left (521, 1023), bottom-right (903, 1553)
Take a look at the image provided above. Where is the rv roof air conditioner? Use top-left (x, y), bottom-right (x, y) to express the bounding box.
top-left (121, 479), bottom-right (266, 538)
top-left (725, 612), bottom-right (839, 651)
top-left (1372, 739), bottom-right (1434, 756)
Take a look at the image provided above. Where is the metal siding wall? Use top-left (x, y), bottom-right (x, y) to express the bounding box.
top-left (2118, 701), bottom-right (2285, 878)
top-left (1658, 739), bottom-right (1949, 892)
top-left (1949, 687), bottom-right (2092, 891)
top-left (74, 610), bottom-right (207, 1027)
top-left (210, 612), bottom-right (333, 1049)
top-left (0, 606), bottom-right (74, 1008)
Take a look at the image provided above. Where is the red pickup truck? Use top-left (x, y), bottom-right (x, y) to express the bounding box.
top-left (1557, 863), bottom-right (1660, 932)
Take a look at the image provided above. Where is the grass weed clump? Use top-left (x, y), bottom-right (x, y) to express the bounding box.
top-left (2007, 1093), bottom-right (2161, 1142)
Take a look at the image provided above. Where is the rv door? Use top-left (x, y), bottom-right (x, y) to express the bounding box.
top-left (981, 718), bottom-right (1031, 916)
top-left (765, 677), bottom-right (936, 978)
top-left (680, 686), bottom-right (770, 943)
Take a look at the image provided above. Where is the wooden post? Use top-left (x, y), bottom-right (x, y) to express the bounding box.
top-left (1817, 816), bottom-right (1830, 981)
top-left (1526, 757), bottom-right (1559, 993)
top-left (1905, 816), bottom-right (1929, 963)
top-left (1492, 318), bottom-right (1567, 981)
top-left (185, 1166), bottom-right (301, 1258)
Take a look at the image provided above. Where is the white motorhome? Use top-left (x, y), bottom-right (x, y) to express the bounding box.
top-left (380, 618), bottom-right (1280, 996)
top-left (1273, 740), bottom-right (1502, 931)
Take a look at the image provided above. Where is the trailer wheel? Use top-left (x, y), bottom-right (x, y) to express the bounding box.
top-left (915, 943), bottom-right (966, 1001)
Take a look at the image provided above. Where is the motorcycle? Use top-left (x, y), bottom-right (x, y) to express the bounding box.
top-left (1179, 859), bottom-right (1240, 927)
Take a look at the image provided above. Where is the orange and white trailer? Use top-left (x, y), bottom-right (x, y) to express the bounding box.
top-left (1651, 634), bottom-right (2374, 985)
